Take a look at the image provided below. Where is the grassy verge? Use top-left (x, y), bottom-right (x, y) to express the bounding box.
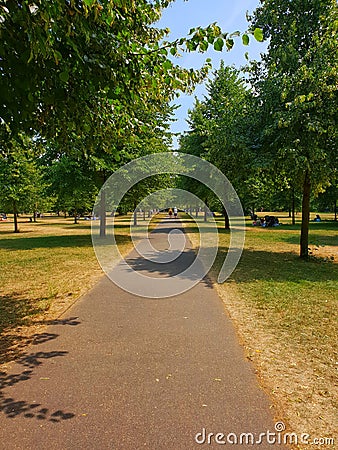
top-left (1, 211), bottom-right (336, 447)
top-left (0, 213), bottom-right (154, 366)
top-left (183, 211), bottom-right (337, 449)
top-left (0, 211), bottom-right (166, 367)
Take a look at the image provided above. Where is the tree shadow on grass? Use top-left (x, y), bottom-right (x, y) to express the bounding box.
top-left (0, 294), bottom-right (50, 332)
top-left (0, 291), bottom-right (81, 365)
top-left (0, 234), bottom-right (92, 250)
top-left (218, 247), bottom-right (338, 285)
top-left (1, 231), bottom-right (134, 251)
top-left (280, 232), bottom-right (338, 247)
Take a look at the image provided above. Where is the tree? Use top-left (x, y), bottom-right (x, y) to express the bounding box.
top-left (0, 1), bottom-right (264, 238)
top-left (315, 182), bottom-right (338, 220)
top-left (250, 0), bottom-right (338, 257)
top-left (0, 136), bottom-right (45, 232)
top-left (179, 64), bottom-right (256, 228)
top-left (0, 0), bottom-right (258, 142)
top-left (47, 155), bottom-right (98, 224)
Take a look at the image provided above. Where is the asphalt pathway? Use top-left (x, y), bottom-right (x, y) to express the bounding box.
top-left (0, 219), bottom-right (286, 450)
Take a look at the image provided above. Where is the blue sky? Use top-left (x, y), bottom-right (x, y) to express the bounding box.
top-left (156, 0), bottom-right (267, 148)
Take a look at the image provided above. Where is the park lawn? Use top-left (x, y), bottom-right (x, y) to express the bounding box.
top-left (1, 211), bottom-right (336, 446)
top-left (184, 211), bottom-right (337, 448)
top-left (0, 212), bottom-right (165, 366)
top-left (0, 214), bottom-right (141, 366)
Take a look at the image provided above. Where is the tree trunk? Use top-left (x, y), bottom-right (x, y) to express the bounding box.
top-left (334, 199), bottom-right (337, 221)
top-left (33, 203), bottom-right (38, 222)
top-left (143, 210), bottom-right (146, 221)
top-left (74, 210), bottom-right (78, 224)
top-left (99, 190), bottom-right (106, 237)
top-left (292, 187), bottom-right (296, 225)
top-left (13, 200), bottom-right (19, 233)
top-left (300, 170), bottom-right (311, 258)
top-left (204, 198), bottom-right (208, 222)
top-left (223, 207), bottom-right (230, 230)
top-left (133, 201), bottom-right (138, 226)
top-left (195, 207), bottom-right (198, 218)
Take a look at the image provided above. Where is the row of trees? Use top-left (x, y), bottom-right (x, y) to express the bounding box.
top-left (1, 1), bottom-right (336, 257)
top-left (0, 108), bottom-right (175, 230)
top-left (179, 0), bottom-right (337, 257)
top-left (0, 0), bottom-right (261, 232)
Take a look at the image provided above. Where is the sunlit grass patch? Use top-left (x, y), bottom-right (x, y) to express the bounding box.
top-left (0, 214), bottom-right (139, 365)
top-left (183, 211), bottom-right (338, 441)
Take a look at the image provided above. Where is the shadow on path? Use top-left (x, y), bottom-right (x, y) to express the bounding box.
top-left (0, 318), bottom-right (79, 423)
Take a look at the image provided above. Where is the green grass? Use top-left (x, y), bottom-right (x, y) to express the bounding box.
top-left (0, 211), bottom-right (166, 364)
top-left (1, 211), bottom-right (337, 441)
top-left (0, 214), bottom-right (142, 364)
top-left (183, 212), bottom-right (338, 444)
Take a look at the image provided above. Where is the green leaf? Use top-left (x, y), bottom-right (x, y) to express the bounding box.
top-left (83, 0), bottom-right (96, 6)
top-left (226, 39), bottom-right (234, 51)
top-left (199, 40), bottom-right (209, 52)
top-left (253, 28), bottom-right (264, 42)
top-left (242, 34), bottom-right (250, 46)
top-left (170, 47), bottom-right (176, 56)
top-left (230, 31), bottom-right (240, 38)
top-left (163, 60), bottom-right (172, 71)
top-left (244, 51), bottom-right (249, 60)
top-left (187, 41), bottom-right (198, 51)
top-left (54, 50), bottom-right (62, 64)
top-left (214, 38), bottom-right (224, 52)
top-left (59, 71), bottom-right (69, 83)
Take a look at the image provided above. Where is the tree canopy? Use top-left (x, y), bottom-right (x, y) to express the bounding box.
top-left (180, 0), bottom-right (337, 257)
top-left (0, 0), bottom-right (259, 143)
top-left (250, 0), bottom-right (338, 256)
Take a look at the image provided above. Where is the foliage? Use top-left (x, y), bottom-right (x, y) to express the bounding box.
top-left (47, 155), bottom-right (98, 223)
top-left (0, 0), bottom-right (259, 144)
top-left (249, 0), bottom-right (338, 256)
top-left (0, 136), bottom-right (46, 231)
top-left (178, 64), bottom-right (257, 221)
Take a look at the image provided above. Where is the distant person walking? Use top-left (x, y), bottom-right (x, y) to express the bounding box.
top-left (173, 207), bottom-right (178, 218)
top-left (168, 208), bottom-right (173, 218)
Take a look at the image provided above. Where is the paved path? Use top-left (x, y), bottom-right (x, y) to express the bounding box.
top-left (0, 220), bottom-right (285, 449)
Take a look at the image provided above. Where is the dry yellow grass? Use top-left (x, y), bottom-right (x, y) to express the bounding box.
top-left (0, 211), bottom-right (165, 367)
top-left (0, 214), bottom-right (137, 366)
top-left (1, 211), bottom-right (337, 449)
top-left (183, 212), bottom-right (338, 450)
